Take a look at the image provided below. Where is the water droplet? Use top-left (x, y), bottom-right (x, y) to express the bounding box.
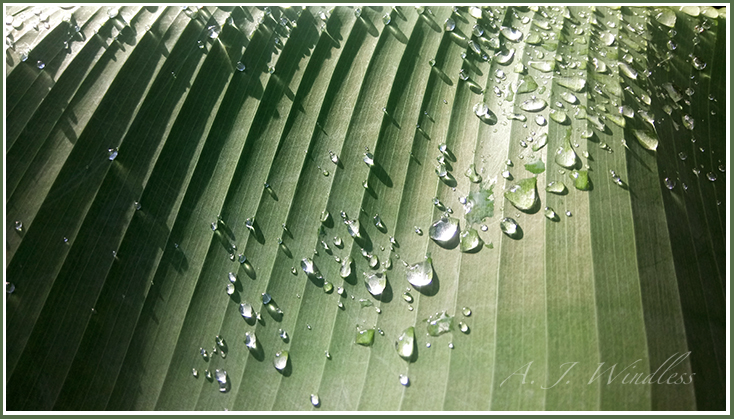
top-left (426, 311), bottom-right (454, 336)
top-left (356, 328), bottom-right (376, 346)
top-left (226, 283), bottom-right (235, 295)
top-left (363, 272), bottom-right (386, 296)
top-left (632, 129), bottom-right (659, 151)
top-left (460, 228), bottom-right (483, 253)
top-left (414, 226), bottom-right (423, 235)
top-left (664, 177), bottom-right (676, 190)
top-left (655, 9), bottom-right (677, 27)
top-left (560, 92), bottom-right (578, 104)
top-left (544, 207), bottom-right (557, 220)
top-left (228, 272), bottom-right (237, 283)
top-left (458, 322), bottom-right (469, 333)
top-left (429, 216), bottom-right (459, 247)
top-left (500, 26), bottom-right (523, 42)
top-left (278, 328), bottom-right (288, 341)
top-left (707, 172), bottom-right (717, 182)
top-left (529, 61), bottom-right (553, 72)
top-left (274, 350), bottom-right (289, 371)
top-left (201, 347), bottom-right (209, 360)
top-left (500, 218), bottom-right (521, 238)
top-left (207, 24), bottom-right (221, 39)
top-left (692, 56), bottom-right (707, 71)
top-left (448, 342), bottom-right (455, 349)
top-left (473, 102), bottom-right (489, 118)
top-left (496, 48), bottom-right (515, 65)
top-left (307, 324), bottom-right (312, 330)
top-left (215, 369), bottom-right (228, 391)
top-left (395, 326), bottom-right (415, 361)
top-left (108, 7), bottom-right (119, 19)
top-left (555, 130), bottom-right (579, 169)
top-left (569, 170), bottom-right (591, 191)
top-left (444, 17), bottom-right (455, 32)
top-left (549, 109), bottom-right (569, 124)
top-left (339, 256), bottom-right (353, 278)
top-left (310, 393), bottom-right (320, 407)
top-left (565, 211), bottom-right (572, 217)
top-left (520, 97), bottom-right (547, 112)
top-left (382, 13), bottom-right (391, 25)
top-left (718, 165), bottom-right (725, 173)
top-left (399, 374), bottom-right (410, 386)
top-left (504, 177), bottom-right (538, 211)
top-left (368, 254), bottom-right (379, 269)
top-left (192, 368), bottom-right (198, 378)
top-left (682, 115), bottom-right (695, 130)
top-left (402, 292), bottom-right (414, 303)
top-left (301, 257), bottom-right (321, 278)
top-left (679, 152), bottom-right (688, 161)
top-left (406, 258), bottom-right (433, 287)
top-left (14, 220), bottom-right (23, 232)
top-left (108, 147), bottom-right (119, 161)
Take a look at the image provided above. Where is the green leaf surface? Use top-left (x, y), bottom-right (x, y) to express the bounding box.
top-left (4, 5), bottom-right (726, 411)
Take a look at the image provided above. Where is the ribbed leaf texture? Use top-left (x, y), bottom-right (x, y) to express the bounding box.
top-left (4, 5), bottom-right (727, 411)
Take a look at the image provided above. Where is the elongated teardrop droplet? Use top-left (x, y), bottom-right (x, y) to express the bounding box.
top-left (395, 326), bottom-right (415, 361)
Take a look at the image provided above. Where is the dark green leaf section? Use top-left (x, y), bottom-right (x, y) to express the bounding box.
top-left (3, 6), bottom-right (725, 412)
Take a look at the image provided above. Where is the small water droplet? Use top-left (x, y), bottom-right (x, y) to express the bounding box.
top-left (226, 283), bottom-right (235, 295)
top-left (565, 211), bottom-right (572, 217)
top-left (240, 302), bottom-right (254, 320)
top-left (274, 350), bottom-right (289, 371)
top-left (458, 322), bottom-right (469, 333)
top-left (14, 220), bottom-right (23, 232)
top-left (664, 177), bottom-right (676, 190)
top-left (399, 374), bottom-right (410, 386)
top-left (108, 147), bottom-right (119, 161)
top-left (500, 218), bottom-right (521, 238)
top-left (707, 172), bottom-right (717, 182)
top-left (462, 307), bottom-right (472, 317)
top-left (192, 368), bottom-right (198, 378)
top-left (448, 342), bottom-right (455, 349)
top-left (278, 328), bottom-right (288, 341)
top-left (6, 282), bottom-right (16, 294)
top-left (414, 226), bottom-right (423, 235)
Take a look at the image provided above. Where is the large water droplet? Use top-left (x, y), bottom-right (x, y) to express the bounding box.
top-left (556, 77), bottom-right (586, 92)
top-left (495, 48), bottom-right (515, 65)
top-left (240, 302), bottom-right (254, 320)
top-left (618, 62), bottom-right (637, 79)
top-left (340, 256), bottom-right (353, 278)
top-left (429, 216), bottom-right (460, 247)
top-left (406, 258), bottom-right (433, 287)
top-left (274, 350), bottom-right (289, 371)
top-left (215, 369), bottom-right (228, 392)
top-left (363, 272), bottom-right (386, 296)
top-left (395, 326), bottom-right (415, 361)
top-left (301, 258), bottom-right (322, 279)
top-left (500, 26), bottom-right (523, 42)
top-left (532, 133), bottom-right (548, 152)
top-left (529, 61), bottom-right (553, 72)
top-left (569, 170), bottom-right (591, 191)
top-left (692, 56), bottom-right (707, 70)
top-left (520, 97), bottom-right (547, 112)
top-left (459, 228), bottom-right (483, 253)
top-left (500, 218), bottom-right (521, 238)
top-left (633, 129), bottom-right (658, 151)
top-left (560, 92), bottom-right (578, 104)
top-left (382, 13), bottom-right (391, 25)
top-left (444, 17), bottom-right (455, 32)
top-left (504, 177), bottom-right (538, 211)
top-left (555, 130), bottom-right (579, 169)
top-left (356, 328), bottom-right (376, 346)
top-left (655, 9), bottom-right (677, 27)
top-left (549, 109), bottom-right (569, 124)
top-left (426, 311), bottom-right (454, 336)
